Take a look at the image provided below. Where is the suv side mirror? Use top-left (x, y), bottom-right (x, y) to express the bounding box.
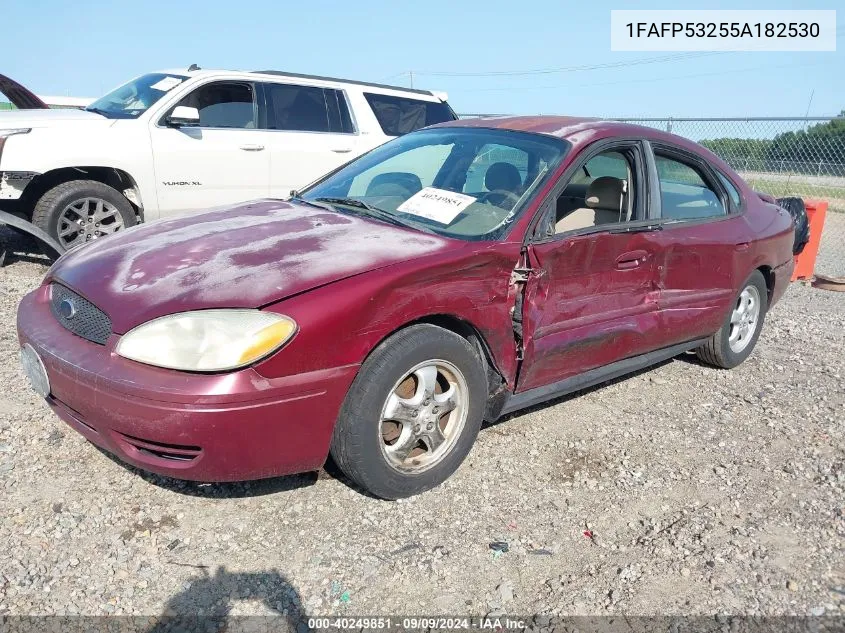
top-left (167, 106), bottom-right (200, 127)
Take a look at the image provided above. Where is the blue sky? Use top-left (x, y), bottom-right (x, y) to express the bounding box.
top-left (5, 0), bottom-right (842, 117)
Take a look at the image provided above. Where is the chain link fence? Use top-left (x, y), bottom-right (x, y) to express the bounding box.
top-left (460, 114), bottom-right (845, 212)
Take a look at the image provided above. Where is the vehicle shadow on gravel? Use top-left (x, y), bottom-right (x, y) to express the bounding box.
top-left (672, 349), bottom-right (719, 368)
top-left (93, 446), bottom-right (319, 498)
top-left (94, 444), bottom-right (384, 500)
top-left (148, 565), bottom-right (309, 632)
top-left (0, 227), bottom-right (52, 267)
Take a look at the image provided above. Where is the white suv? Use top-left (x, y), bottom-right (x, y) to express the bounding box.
top-left (0, 67), bottom-right (456, 250)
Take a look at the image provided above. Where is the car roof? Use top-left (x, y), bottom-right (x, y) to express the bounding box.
top-left (434, 115), bottom-right (732, 172)
top-left (154, 68), bottom-right (445, 101)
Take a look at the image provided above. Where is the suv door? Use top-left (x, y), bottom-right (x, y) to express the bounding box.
top-left (262, 82), bottom-right (360, 198)
top-left (149, 80), bottom-right (270, 216)
top-left (517, 141), bottom-right (665, 392)
top-left (645, 142), bottom-right (752, 347)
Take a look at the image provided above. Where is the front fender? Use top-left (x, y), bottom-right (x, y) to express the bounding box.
top-left (1, 124), bottom-right (159, 218)
top-left (253, 242), bottom-right (523, 387)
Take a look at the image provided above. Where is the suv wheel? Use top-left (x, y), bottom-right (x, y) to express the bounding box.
top-left (32, 180), bottom-right (137, 251)
top-left (330, 324), bottom-right (487, 499)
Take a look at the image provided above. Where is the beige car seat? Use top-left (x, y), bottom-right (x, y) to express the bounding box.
top-left (556, 176), bottom-right (628, 233)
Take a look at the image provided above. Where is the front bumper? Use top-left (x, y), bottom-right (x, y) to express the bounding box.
top-left (0, 171), bottom-right (38, 200)
top-left (17, 285), bottom-right (359, 481)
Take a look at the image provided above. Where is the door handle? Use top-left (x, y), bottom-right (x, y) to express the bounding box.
top-left (615, 250), bottom-right (650, 270)
top-left (735, 242), bottom-right (750, 251)
top-left (332, 148), bottom-right (352, 153)
top-left (240, 144), bottom-right (265, 151)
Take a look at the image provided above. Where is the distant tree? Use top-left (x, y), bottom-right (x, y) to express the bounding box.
top-left (701, 111), bottom-right (845, 176)
top-left (765, 112), bottom-right (845, 175)
top-left (699, 137), bottom-right (771, 172)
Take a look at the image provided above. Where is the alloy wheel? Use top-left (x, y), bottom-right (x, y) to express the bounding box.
top-left (379, 360), bottom-right (468, 473)
top-left (57, 197), bottom-right (125, 249)
top-left (728, 285), bottom-right (761, 354)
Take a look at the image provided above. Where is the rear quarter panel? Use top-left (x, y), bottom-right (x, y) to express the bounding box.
top-left (743, 196), bottom-right (795, 306)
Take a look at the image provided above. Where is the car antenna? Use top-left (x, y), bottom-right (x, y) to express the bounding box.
top-left (187, 63), bottom-right (201, 71)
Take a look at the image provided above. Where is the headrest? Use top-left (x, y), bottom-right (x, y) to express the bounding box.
top-left (585, 176), bottom-right (625, 212)
top-left (484, 162), bottom-right (522, 193)
top-left (365, 172), bottom-right (422, 197)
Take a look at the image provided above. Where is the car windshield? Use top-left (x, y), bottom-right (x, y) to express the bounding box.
top-left (301, 127), bottom-right (569, 241)
top-left (85, 73), bottom-right (188, 119)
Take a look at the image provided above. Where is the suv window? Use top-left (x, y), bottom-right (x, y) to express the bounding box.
top-left (264, 83), bottom-right (354, 133)
top-left (174, 81), bottom-right (256, 128)
top-left (364, 93), bottom-right (454, 136)
top-left (555, 149), bottom-right (634, 233)
top-left (655, 154), bottom-right (726, 220)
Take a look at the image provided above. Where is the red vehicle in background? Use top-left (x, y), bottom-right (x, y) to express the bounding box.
top-left (0, 73), bottom-right (48, 110)
top-left (17, 116), bottom-right (794, 499)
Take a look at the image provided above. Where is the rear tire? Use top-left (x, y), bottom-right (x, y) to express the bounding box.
top-left (330, 324), bottom-right (487, 500)
top-left (696, 270), bottom-right (768, 369)
top-left (32, 180), bottom-right (136, 252)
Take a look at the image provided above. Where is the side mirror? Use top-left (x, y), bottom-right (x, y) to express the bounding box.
top-left (167, 106), bottom-right (200, 127)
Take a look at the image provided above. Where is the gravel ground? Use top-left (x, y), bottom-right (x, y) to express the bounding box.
top-left (0, 214), bottom-right (843, 619)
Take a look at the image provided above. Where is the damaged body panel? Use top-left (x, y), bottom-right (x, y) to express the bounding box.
top-left (16, 116), bottom-right (795, 495)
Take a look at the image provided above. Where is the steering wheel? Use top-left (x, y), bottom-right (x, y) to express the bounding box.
top-left (477, 189), bottom-right (520, 210)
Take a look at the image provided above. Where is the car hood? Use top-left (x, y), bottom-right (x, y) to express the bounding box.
top-left (49, 200), bottom-right (456, 333)
top-left (0, 108), bottom-right (111, 128)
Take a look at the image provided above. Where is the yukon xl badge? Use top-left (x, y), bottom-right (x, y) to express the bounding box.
top-left (58, 298), bottom-right (76, 319)
top-left (162, 181), bottom-right (202, 186)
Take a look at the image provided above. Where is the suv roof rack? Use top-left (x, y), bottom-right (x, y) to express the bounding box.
top-left (250, 70), bottom-right (436, 97)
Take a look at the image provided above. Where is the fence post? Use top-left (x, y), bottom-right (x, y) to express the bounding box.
top-left (666, 118), bottom-right (673, 133)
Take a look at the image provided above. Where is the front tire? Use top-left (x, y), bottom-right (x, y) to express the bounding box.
top-left (32, 180), bottom-right (137, 251)
top-left (696, 270), bottom-right (768, 369)
top-left (330, 324), bottom-right (487, 499)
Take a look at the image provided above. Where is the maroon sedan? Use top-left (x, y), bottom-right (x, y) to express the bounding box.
top-left (17, 116), bottom-right (794, 499)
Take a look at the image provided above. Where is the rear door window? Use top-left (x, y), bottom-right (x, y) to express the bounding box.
top-left (264, 83), bottom-right (354, 133)
top-left (655, 154), bottom-right (726, 220)
top-left (364, 93), bottom-right (455, 136)
top-left (716, 171), bottom-right (742, 209)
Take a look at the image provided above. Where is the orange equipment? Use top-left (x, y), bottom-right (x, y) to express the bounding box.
top-left (792, 200), bottom-right (829, 281)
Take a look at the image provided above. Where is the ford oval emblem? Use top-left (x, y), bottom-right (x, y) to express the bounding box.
top-left (59, 298), bottom-right (77, 319)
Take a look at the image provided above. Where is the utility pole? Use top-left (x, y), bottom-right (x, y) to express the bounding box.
top-left (409, 70), bottom-right (414, 89)
top-left (803, 89), bottom-right (814, 132)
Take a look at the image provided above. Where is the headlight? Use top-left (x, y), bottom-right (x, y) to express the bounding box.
top-left (0, 128), bottom-right (31, 161)
top-left (0, 128), bottom-right (31, 138)
top-left (115, 309), bottom-right (297, 371)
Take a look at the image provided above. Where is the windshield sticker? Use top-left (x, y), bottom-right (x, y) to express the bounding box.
top-left (150, 77), bottom-right (184, 92)
top-left (397, 187), bottom-right (476, 225)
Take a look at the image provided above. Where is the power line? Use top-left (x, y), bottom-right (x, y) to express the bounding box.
top-left (385, 28), bottom-right (843, 83)
top-left (455, 58), bottom-right (832, 94)
top-left (410, 51), bottom-right (724, 78)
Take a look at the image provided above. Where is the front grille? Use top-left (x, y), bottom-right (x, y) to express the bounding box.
top-left (49, 283), bottom-right (112, 345)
